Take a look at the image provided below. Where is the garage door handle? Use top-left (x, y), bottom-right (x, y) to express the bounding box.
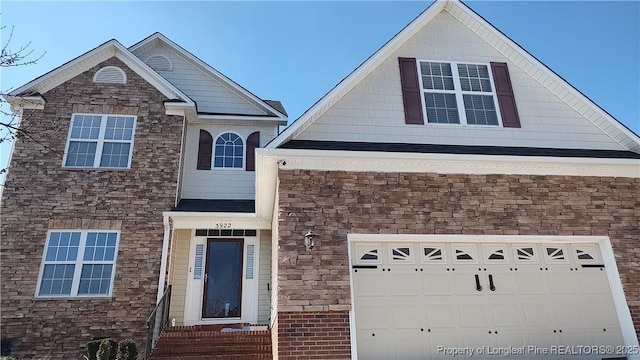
top-left (475, 274), bottom-right (482, 291)
top-left (488, 274), bottom-right (496, 291)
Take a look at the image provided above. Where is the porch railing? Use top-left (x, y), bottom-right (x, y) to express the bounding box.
top-left (144, 285), bottom-right (172, 359)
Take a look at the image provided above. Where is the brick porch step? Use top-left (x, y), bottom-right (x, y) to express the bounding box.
top-left (150, 325), bottom-right (272, 359)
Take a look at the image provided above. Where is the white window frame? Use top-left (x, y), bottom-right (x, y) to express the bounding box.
top-left (63, 113), bottom-right (137, 169)
top-left (35, 229), bottom-right (120, 298)
top-left (213, 131), bottom-right (245, 170)
top-left (417, 60), bottom-right (502, 127)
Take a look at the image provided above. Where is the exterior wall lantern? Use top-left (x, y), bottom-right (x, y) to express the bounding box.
top-left (304, 230), bottom-right (316, 250)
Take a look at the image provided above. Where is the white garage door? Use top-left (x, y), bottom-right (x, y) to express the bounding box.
top-left (351, 241), bottom-right (625, 360)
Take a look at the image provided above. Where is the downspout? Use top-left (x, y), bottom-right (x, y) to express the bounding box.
top-left (157, 214), bottom-right (171, 303)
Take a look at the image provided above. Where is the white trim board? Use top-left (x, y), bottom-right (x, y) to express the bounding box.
top-left (259, 148), bottom-right (640, 178)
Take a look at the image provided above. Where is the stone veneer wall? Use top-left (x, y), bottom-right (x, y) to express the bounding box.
top-left (0, 57), bottom-right (183, 358)
top-left (276, 169), bottom-right (640, 357)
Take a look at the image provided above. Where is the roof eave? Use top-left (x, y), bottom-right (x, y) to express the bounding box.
top-left (7, 39), bottom-right (194, 108)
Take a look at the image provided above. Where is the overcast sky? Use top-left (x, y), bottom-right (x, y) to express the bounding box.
top-left (1, 1), bottom-right (638, 183)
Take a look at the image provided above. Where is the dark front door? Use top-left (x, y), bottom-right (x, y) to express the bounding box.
top-left (202, 238), bottom-right (243, 318)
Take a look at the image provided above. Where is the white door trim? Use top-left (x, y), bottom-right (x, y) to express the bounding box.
top-left (183, 232), bottom-right (259, 325)
top-left (347, 234), bottom-right (640, 360)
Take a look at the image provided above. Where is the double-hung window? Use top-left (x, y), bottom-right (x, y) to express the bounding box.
top-left (64, 114), bottom-right (136, 168)
top-left (36, 230), bottom-right (119, 297)
top-left (419, 61), bottom-right (500, 126)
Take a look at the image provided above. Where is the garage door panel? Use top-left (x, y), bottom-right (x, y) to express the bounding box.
top-left (548, 272), bottom-right (578, 294)
top-left (590, 327), bottom-right (624, 346)
top-left (486, 271), bottom-right (517, 295)
top-left (453, 272), bottom-right (484, 295)
top-left (354, 271), bottom-right (387, 296)
top-left (557, 330), bottom-right (591, 347)
top-left (494, 331), bottom-right (529, 355)
top-left (392, 331), bottom-right (426, 360)
top-left (576, 268), bottom-right (609, 294)
top-left (489, 302), bottom-right (522, 327)
top-left (392, 303), bottom-right (422, 329)
top-left (424, 302), bottom-right (457, 328)
top-left (522, 302), bottom-right (554, 328)
top-left (428, 331), bottom-right (462, 360)
top-left (553, 301), bottom-right (587, 328)
top-left (516, 271), bottom-right (547, 294)
top-left (581, 299), bottom-right (620, 327)
top-left (458, 330), bottom-right (493, 348)
top-left (356, 304), bottom-right (390, 329)
top-left (423, 273), bottom-right (453, 295)
top-left (357, 330), bottom-right (393, 360)
top-left (526, 330), bottom-right (558, 348)
top-left (388, 273), bottom-right (420, 296)
top-left (457, 302), bottom-right (489, 327)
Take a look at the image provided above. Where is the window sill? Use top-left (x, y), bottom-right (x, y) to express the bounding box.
top-left (34, 295), bottom-right (113, 300)
top-left (61, 166), bottom-right (131, 171)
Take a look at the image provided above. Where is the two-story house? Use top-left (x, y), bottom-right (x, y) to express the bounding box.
top-left (1, 32), bottom-right (286, 358)
top-left (2, 0), bottom-right (639, 359)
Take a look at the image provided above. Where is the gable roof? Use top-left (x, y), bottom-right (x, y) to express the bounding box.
top-left (5, 39), bottom-right (193, 107)
top-left (129, 32), bottom-right (288, 121)
top-left (267, 0), bottom-right (640, 153)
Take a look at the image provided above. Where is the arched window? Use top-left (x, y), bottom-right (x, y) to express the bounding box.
top-left (214, 132), bottom-right (244, 168)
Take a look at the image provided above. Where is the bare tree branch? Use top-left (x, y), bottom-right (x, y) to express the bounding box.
top-left (1, 24), bottom-right (50, 184)
top-left (1, 25), bottom-right (45, 67)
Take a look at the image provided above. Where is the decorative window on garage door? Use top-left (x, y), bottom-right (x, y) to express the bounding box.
top-left (514, 246), bottom-right (538, 264)
top-left (483, 244), bottom-right (508, 263)
top-left (452, 244), bottom-right (477, 264)
top-left (544, 245), bottom-right (568, 263)
top-left (573, 244), bottom-right (599, 264)
top-left (421, 245), bottom-right (446, 264)
top-left (389, 244), bottom-right (415, 264)
top-left (355, 243), bottom-right (382, 264)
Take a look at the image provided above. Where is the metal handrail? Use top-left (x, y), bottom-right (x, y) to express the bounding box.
top-left (144, 285), bottom-right (172, 359)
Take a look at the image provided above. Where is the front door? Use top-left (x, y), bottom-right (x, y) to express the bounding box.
top-left (202, 238), bottom-right (244, 318)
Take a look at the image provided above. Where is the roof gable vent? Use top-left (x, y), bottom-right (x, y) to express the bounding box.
top-left (145, 54), bottom-right (173, 71)
top-left (93, 66), bottom-right (127, 84)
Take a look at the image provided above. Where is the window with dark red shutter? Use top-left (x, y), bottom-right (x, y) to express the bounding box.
top-left (491, 62), bottom-right (521, 128)
top-left (197, 129), bottom-right (213, 170)
top-left (398, 57), bottom-right (424, 125)
top-left (245, 131), bottom-right (260, 172)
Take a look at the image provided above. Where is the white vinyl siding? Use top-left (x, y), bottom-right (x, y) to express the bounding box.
top-left (133, 44), bottom-right (268, 115)
top-left (181, 124), bottom-right (277, 200)
top-left (257, 230), bottom-right (272, 324)
top-left (294, 11), bottom-right (627, 151)
top-left (168, 229), bottom-right (191, 326)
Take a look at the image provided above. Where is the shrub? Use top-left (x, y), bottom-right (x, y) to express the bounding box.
top-left (117, 339), bottom-right (138, 360)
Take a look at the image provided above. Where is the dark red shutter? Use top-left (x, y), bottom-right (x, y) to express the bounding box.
top-left (491, 62), bottom-right (521, 128)
top-left (398, 57), bottom-right (424, 125)
top-left (246, 131), bottom-right (260, 172)
top-left (197, 129), bottom-right (213, 170)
